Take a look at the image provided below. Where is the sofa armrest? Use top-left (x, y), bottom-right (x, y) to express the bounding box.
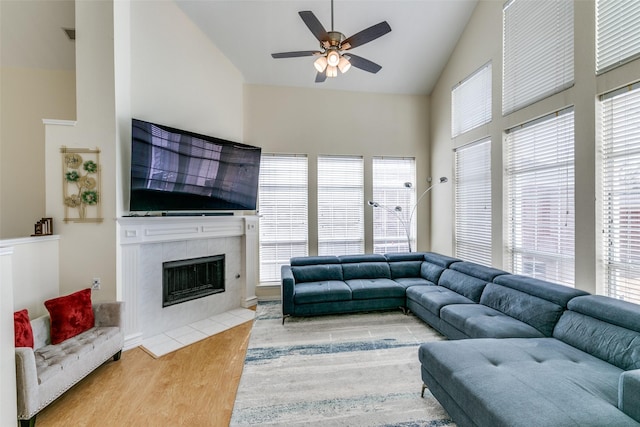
top-left (281, 265), bottom-right (296, 316)
top-left (93, 301), bottom-right (124, 328)
top-left (619, 369), bottom-right (640, 422)
top-left (15, 347), bottom-right (39, 418)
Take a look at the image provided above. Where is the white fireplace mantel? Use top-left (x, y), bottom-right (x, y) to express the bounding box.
top-left (116, 215), bottom-right (258, 349)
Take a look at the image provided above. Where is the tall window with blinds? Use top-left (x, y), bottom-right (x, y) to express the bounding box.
top-left (502, 0), bottom-right (574, 115)
top-left (455, 139), bottom-right (492, 266)
top-left (317, 156), bottom-right (364, 256)
top-left (600, 83), bottom-right (640, 305)
top-left (505, 108), bottom-right (575, 286)
top-left (371, 157), bottom-right (416, 254)
top-left (258, 154), bottom-right (308, 282)
top-left (452, 62), bottom-right (492, 138)
top-left (596, 0), bottom-right (640, 74)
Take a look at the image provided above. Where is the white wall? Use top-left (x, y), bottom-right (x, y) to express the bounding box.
top-left (0, 69), bottom-right (76, 239)
top-left (129, 0), bottom-right (243, 143)
top-left (41, 0), bottom-right (246, 303)
top-left (244, 84), bottom-right (430, 253)
top-left (429, 0), bottom-right (640, 294)
top-left (5, 236), bottom-right (60, 317)
top-left (0, 247), bottom-right (17, 426)
top-left (44, 0), bottom-right (118, 302)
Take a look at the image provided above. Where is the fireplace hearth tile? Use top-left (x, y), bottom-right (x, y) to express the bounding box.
top-left (140, 307), bottom-right (256, 358)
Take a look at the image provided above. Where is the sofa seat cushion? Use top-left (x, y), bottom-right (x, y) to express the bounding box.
top-left (35, 326), bottom-right (120, 384)
top-left (345, 278), bottom-right (405, 300)
top-left (294, 281), bottom-right (351, 304)
top-left (406, 286), bottom-right (474, 317)
top-left (419, 338), bottom-right (639, 427)
top-left (440, 304), bottom-right (545, 338)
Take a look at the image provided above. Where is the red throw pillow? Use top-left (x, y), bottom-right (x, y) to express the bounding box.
top-left (14, 309), bottom-right (34, 348)
top-left (44, 288), bottom-right (95, 344)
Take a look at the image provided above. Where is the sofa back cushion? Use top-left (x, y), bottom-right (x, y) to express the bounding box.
top-left (423, 252), bottom-right (461, 268)
top-left (389, 261), bottom-right (422, 279)
top-left (438, 269), bottom-right (489, 303)
top-left (342, 262), bottom-right (391, 280)
top-left (420, 262), bottom-right (446, 284)
top-left (338, 254), bottom-right (387, 263)
top-left (553, 295), bottom-right (640, 370)
top-left (291, 264), bottom-right (343, 283)
top-left (493, 274), bottom-right (588, 307)
top-left (449, 261), bottom-right (508, 282)
top-left (290, 256), bottom-right (340, 266)
top-left (384, 253), bottom-right (426, 262)
top-left (480, 283), bottom-right (564, 336)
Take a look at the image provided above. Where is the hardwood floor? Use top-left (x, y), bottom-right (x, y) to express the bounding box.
top-left (35, 319), bottom-right (254, 427)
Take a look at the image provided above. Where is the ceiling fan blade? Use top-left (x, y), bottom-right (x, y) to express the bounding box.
top-left (344, 54), bottom-right (382, 74)
top-left (271, 50), bottom-right (321, 59)
top-left (299, 11), bottom-right (329, 43)
top-left (315, 71), bottom-right (327, 83)
top-left (342, 21), bottom-right (391, 50)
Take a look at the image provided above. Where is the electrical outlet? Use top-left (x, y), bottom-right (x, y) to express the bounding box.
top-left (92, 277), bottom-right (101, 290)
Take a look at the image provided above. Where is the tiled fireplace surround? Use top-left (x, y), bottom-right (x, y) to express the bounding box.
top-left (117, 215), bottom-right (258, 349)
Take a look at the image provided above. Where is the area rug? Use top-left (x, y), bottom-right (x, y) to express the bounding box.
top-left (230, 301), bottom-right (455, 426)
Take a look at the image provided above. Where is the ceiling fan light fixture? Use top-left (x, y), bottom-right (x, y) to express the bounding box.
top-left (314, 56), bottom-right (328, 72)
top-left (338, 56), bottom-right (351, 73)
top-left (326, 65), bottom-right (338, 78)
top-left (327, 50), bottom-right (340, 67)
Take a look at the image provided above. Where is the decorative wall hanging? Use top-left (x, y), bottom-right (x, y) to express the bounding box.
top-left (60, 146), bottom-right (103, 223)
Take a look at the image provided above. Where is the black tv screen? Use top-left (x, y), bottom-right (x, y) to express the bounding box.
top-left (130, 119), bottom-right (261, 212)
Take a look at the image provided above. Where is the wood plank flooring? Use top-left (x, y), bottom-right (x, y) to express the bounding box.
top-left (34, 318), bottom-right (254, 427)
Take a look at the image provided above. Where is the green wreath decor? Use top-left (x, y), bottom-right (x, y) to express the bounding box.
top-left (65, 170), bottom-right (80, 182)
top-left (83, 160), bottom-right (98, 174)
top-left (81, 190), bottom-right (99, 205)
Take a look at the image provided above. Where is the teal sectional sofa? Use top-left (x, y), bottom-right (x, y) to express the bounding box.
top-left (280, 252), bottom-right (640, 426)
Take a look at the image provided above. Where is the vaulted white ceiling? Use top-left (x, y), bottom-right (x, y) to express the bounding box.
top-left (176, 0), bottom-right (478, 95)
top-left (1, 0), bottom-right (477, 96)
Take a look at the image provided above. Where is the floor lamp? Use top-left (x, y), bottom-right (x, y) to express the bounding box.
top-left (368, 177), bottom-right (448, 252)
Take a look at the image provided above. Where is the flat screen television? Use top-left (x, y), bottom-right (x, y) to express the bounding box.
top-left (129, 118), bottom-right (261, 212)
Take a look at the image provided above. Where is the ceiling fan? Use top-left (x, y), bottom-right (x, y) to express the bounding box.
top-left (271, 0), bottom-right (392, 83)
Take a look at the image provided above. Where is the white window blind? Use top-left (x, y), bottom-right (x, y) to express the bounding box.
top-left (596, 0), bottom-right (640, 74)
top-left (455, 139), bottom-right (492, 266)
top-left (317, 155), bottom-right (364, 256)
top-left (258, 154), bottom-right (308, 282)
top-left (600, 83), bottom-right (640, 304)
top-left (506, 108), bottom-right (575, 286)
top-left (502, 0), bottom-right (574, 115)
top-left (371, 157), bottom-right (416, 254)
top-left (452, 62), bottom-right (492, 137)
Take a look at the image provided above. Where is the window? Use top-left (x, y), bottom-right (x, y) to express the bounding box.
top-left (258, 154), bottom-right (308, 282)
top-left (596, 0), bottom-right (640, 74)
top-left (600, 83), bottom-right (640, 304)
top-left (452, 62), bottom-right (492, 137)
top-left (505, 108), bottom-right (575, 286)
top-left (502, 0), bottom-right (574, 115)
top-left (317, 156), bottom-right (364, 256)
top-left (455, 139), bottom-right (492, 266)
top-left (371, 157), bottom-right (416, 254)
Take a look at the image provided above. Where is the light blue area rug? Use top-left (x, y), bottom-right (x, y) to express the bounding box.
top-left (231, 302), bottom-right (455, 426)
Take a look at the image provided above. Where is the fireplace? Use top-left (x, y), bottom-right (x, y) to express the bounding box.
top-left (163, 255), bottom-right (225, 307)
